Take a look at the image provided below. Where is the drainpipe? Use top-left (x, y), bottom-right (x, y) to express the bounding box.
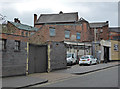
top-left (47, 44), bottom-right (51, 72)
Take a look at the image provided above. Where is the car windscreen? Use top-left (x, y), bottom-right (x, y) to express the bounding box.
top-left (81, 56), bottom-right (89, 59)
top-left (67, 54), bottom-right (72, 58)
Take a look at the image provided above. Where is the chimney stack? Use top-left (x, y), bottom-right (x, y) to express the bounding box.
top-left (14, 18), bottom-right (20, 23)
top-left (34, 14), bottom-right (37, 26)
top-left (59, 11), bottom-right (63, 14)
top-left (106, 21), bottom-right (109, 23)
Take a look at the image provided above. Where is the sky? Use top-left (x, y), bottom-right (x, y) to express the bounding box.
top-left (0, 0), bottom-right (119, 27)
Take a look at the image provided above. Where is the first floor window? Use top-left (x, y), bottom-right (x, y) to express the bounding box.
top-left (49, 28), bottom-right (56, 36)
top-left (76, 32), bottom-right (81, 39)
top-left (15, 40), bottom-right (20, 51)
top-left (65, 30), bottom-right (70, 38)
top-left (26, 32), bottom-right (28, 36)
top-left (21, 31), bottom-right (24, 36)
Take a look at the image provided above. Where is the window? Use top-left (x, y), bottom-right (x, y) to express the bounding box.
top-left (2, 39), bottom-right (7, 50)
top-left (30, 32), bottom-right (34, 35)
top-left (49, 28), bottom-right (55, 36)
top-left (15, 40), bottom-right (20, 51)
top-left (76, 32), bottom-right (81, 39)
top-left (21, 31), bottom-right (24, 36)
top-left (26, 32), bottom-right (28, 36)
top-left (65, 30), bottom-right (70, 38)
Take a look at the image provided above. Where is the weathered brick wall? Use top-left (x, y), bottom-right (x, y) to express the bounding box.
top-left (109, 32), bottom-right (120, 40)
top-left (31, 22), bottom-right (92, 44)
top-left (90, 25), bottom-right (109, 41)
top-left (49, 42), bottom-right (67, 71)
top-left (2, 39), bottom-right (27, 77)
top-left (1, 33), bottom-right (28, 42)
top-left (2, 22), bottom-right (35, 37)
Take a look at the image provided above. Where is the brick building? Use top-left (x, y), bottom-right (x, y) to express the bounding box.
top-left (109, 27), bottom-right (120, 40)
top-left (31, 12), bottom-right (92, 44)
top-left (109, 27), bottom-right (120, 61)
top-left (89, 21), bottom-right (109, 41)
top-left (1, 18), bottom-right (38, 77)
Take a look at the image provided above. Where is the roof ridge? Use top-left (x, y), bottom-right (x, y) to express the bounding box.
top-left (90, 22), bottom-right (107, 24)
top-left (40, 12), bottom-right (78, 16)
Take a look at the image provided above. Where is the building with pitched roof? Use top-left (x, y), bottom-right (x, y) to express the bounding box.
top-left (30, 12), bottom-right (93, 66)
top-left (89, 21), bottom-right (109, 41)
top-left (1, 18), bottom-right (38, 77)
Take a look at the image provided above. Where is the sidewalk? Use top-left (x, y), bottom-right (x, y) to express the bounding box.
top-left (2, 62), bottom-right (119, 88)
top-left (53, 61), bottom-right (120, 74)
top-left (72, 62), bottom-right (120, 75)
top-left (2, 75), bottom-right (48, 88)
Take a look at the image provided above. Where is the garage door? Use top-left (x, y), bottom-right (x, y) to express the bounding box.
top-left (28, 44), bottom-right (48, 74)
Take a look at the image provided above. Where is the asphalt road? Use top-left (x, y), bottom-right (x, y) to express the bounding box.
top-left (39, 66), bottom-right (119, 87)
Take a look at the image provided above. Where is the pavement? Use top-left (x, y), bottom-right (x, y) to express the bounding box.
top-left (53, 61), bottom-right (120, 74)
top-left (2, 75), bottom-right (48, 89)
top-left (1, 61), bottom-right (120, 88)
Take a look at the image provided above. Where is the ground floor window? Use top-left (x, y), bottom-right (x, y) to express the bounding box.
top-left (15, 40), bottom-right (20, 51)
top-left (2, 39), bottom-right (7, 50)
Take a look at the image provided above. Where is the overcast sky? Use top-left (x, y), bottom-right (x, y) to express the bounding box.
top-left (0, 0), bottom-right (119, 27)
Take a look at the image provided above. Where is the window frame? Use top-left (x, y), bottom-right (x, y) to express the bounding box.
top-left (14, 40), bottom-right (20, 51)
top-left (2, 39), bottom-right (7, 51)
top-left (26, 32), bottom-right (28, 36)
top-left (21, 31), bottom-right (24, 36)
top-left (65, 30), bottom-right (70, 39)
top-left (49, 27), bottom-right (56, 37)
top-left (76, 32), bottom-right (81, 40)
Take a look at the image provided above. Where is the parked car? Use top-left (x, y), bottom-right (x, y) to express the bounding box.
top-left (79, 55), bottom-right (97, 65)
top-left (67, 53), bottom-right (77, 65)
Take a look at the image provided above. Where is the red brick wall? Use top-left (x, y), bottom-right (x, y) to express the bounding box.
top-left (7, 22), bottom-right (35, 37)
top-left (2, 22), bottom-right (35, 42)
top-left (30, 22), bottom-right (92, 44)
top-left (90, 25), bottom-right (109, 41)
top-left (1, 33), bottom-right (28, 42)
top-left (110, 32), bottom-right (120, 40)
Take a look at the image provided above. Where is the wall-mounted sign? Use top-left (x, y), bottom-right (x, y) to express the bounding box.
top-left (114, 44), bottom-right (118, 51)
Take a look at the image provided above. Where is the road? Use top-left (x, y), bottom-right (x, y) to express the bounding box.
top-left (37, 66), bottom-right (119, 87)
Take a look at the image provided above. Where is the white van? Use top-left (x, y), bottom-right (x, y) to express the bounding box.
top-left (67, 53), bottom-right (77, 65)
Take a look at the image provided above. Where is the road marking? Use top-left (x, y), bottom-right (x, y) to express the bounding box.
top-left (32, 65), bottom-right (119, 87)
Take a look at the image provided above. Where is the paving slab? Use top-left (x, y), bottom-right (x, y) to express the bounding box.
top-left (2, 75), bottom-right (48, 88)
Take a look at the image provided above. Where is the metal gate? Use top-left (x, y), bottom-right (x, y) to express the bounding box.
top-left (28, 44), bottom-right (48, 74)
